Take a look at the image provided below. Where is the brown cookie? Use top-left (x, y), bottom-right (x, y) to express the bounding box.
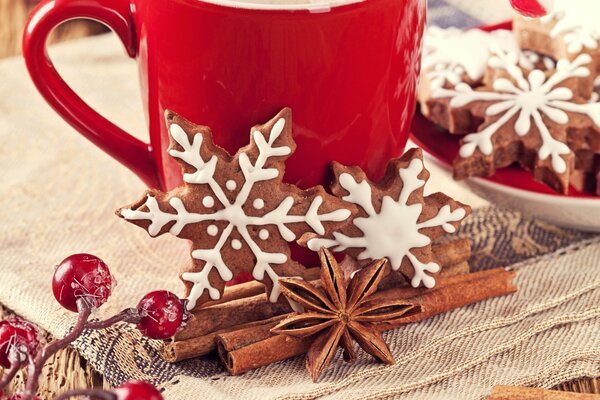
top-left (299, 148), bottom-right (471, 289)
top-left (571, 150), bottom-right (600, 195)
top-left (420, 27), bottom-right (555, 134)
top-left (118, 108), bottom-right (356, 310)
top-left (483, 47), bottom-right (556, 86)
top-left (433, 49), bottom-right (600, 194)
top-left (513, 1), bottom-right (600, 98)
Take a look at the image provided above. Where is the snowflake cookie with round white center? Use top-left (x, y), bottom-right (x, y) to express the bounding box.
top-left (118, 108), bottom-right (356, 310)
top-left (433, 50), bottom-right (600, 194)
top-left (299, 148), bottom-right (471, 289)
top-left (514, 0), bottom-right (600, 96)
top-left (419, 27), bottom-right (554, 134)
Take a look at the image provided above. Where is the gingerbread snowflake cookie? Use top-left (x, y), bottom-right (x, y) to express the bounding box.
top-left (299, 148), bottom-right (470, 289)
top-left (514, 0), bottom-right (600, 97)
top-left (419, 27), bottom-right (553, 134)
top-left (571, 150), bottom-right (600, 195)
top-left (434, 50), bottom-right (600, 194)
top-left (118, 109), bottom-right (355, 310)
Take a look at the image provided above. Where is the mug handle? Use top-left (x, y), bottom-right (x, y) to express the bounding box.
top-left (22, 0), bottom-right (161, 189)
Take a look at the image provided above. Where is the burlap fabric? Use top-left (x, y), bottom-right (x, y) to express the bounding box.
top-left (0, 1), bottom-right (599, 399)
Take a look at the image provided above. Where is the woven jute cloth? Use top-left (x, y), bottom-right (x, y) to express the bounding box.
top-left (0, 1), bottom-right (599, 399)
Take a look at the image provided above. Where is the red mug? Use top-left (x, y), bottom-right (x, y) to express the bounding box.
top-left (23, 0), bottom-right (426, 191)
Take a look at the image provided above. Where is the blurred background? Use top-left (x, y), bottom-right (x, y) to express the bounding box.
top-left (0, 0), bottom-right (105, 58)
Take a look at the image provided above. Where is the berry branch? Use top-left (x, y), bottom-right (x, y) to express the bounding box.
top-left (23, 299), bottom-right (92, 398)
top-left (84, 307), bottom-right (141, 330)
top-left (0, 254), bottom-right (188, 400)
top-left (0, 364), bottom-right (20, 391)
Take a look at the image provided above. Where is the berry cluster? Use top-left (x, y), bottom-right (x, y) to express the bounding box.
top-left (0, 254), bottom-right (188, 400)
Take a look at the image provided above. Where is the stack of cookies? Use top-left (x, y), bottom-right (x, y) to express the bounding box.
top-left (418, 0), bottom-right (600, 196)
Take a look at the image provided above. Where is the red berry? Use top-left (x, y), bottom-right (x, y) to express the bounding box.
top-left (53, 254), bottom-right (114, 313)
top-left (509, 0), bottom-right (553, 17)
top-left (114, 381), bottom-right (163, 400)
top-left (0, 318), bottom-right (41, 368)
top-left (136, 291), bottom-right (184, 340)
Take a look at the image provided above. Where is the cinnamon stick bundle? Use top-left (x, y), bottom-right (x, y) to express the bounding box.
top-left (165, 261), bottom-right (469, 361)
top-left (217, 267), bottom-right (517, 375)
top-left (487, 386), bottom-right (600, 399)
top-left (165, 239), bottom-right (471, 360)
top-left (177, 240), bottom-right (469, 338)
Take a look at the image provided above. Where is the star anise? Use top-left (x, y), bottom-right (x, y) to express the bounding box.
top-left (271, 248), bottom-right (421, 382)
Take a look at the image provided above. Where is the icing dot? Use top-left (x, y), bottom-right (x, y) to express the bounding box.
top-left (202, 196), bottom-right (215, 208)
top-left (231, 239), bottom-right (242, 250)
top-left (259, 229), bottom-right (269, 240)
top-left (226, 180), bottom-right (237, 191)
top-left (253, 199), bottom-right (265, 209)
top-left (207, 225), bottom-right (218, 236)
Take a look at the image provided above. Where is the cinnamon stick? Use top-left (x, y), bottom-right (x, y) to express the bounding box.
top-left (217, 267), bottom-right (517, 375)
top-left (372, 268), bottom-right (516, 327)
top-left (433, 238), bottom-right (471, 267)
top-left (162, 315), bottom-right (287, 362)
top-left (203, 268), bottom-right (322, 307)
top-left (221, 333), bottom-right (312, 376)
top-left (175, 292), bottom-right (292, 341)
top-left (440, 260), bottom-right (470, 276)
top-left (216, 318), bottom-right (288, 365)
top-left (487, 386), bottom-right (600, 399)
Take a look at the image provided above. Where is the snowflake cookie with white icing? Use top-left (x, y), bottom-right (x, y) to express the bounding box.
top-left (118, 109), bottom-right (356, 310)
top-left (299, 148), bottom-right (471, 289)
top-left (419, 27), bottom-right (553, 134)
top-left (434, 50), bottom-right (600, 194)
top-left (571, 150), bottom-right (600, 195)
top-left (514, 0), bottom-right (600, 97)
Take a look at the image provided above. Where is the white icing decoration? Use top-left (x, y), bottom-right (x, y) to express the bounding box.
top-left (307, 159), bottom-right (466, 289)
top-left (489, 46), bottom-right (556, 73)
top-left (231, 239), bottom-right (242, 250)
top-left (522, 51), bottom-right (557, 71)
top-left (121, 116), bottom-right (352, 310)
top-left (541, 0), bottom-right (600, 54)
top-left (434, 52), bottom-right (600, 174)
top-left (422, 28), bottom-right (528, 91)
top-left (207, 225), bottom-right (218, 236)
top-left (168, 124), bottom-right (218, 186)
top-left (226, 180), bottom-right (237, 191)
top-left (259, 229), bottom-right (269, 240)
top-left (202, 196), bottom-right (215, 208)
top-left (253, 198), bottom-right (265, 209)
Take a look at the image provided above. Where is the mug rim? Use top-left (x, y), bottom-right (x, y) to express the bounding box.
top-left (180, 0), bottom-right (365, 12)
